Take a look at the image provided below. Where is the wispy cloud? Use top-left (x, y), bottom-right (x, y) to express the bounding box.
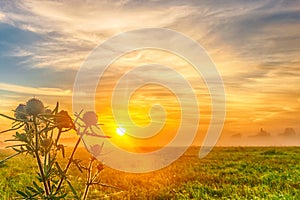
top-left (0, 82), bottom-right (71, 96)
top-left (1, 0), bottom-right (299, 78)
top-left (0, 0), bottom-right (198, 70)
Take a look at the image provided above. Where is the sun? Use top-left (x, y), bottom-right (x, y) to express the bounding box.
top-left (116, 127), bottom-right (126, 136)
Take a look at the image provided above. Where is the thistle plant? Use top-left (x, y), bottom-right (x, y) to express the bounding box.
top-left (0, 98), bottom-right (115, 199)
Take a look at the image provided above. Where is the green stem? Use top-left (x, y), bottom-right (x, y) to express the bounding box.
top-left (55, 137), bottom-right (81, 193)
top-left (82, 158), bottom-right (93, 200)
top-left (46, 145), bottom-right (52, 193)
top-left (55, 125), bottom-right (88, 193)
top-left (91, 170), bottom-right (100, 183)
top-left (33, 116), bottom-right (50, 196)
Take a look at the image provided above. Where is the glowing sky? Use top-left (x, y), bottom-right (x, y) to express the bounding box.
top-left (0, 0), bottom-right (299, 146)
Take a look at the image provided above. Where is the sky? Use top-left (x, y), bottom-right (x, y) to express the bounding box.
top-left (0, 0), bottom-right (299, 148)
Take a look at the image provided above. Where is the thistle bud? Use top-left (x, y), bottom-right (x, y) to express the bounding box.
top-left (41, 138), bottom-right (52, 149)
top-left (82, 111), bottom-right (98, 127)
top-left (54, 110), bottom-right (74, 129)
top-left (90, 144), bottom-right (102, 157)
top-left (97, 163), bottom-right (104, 172)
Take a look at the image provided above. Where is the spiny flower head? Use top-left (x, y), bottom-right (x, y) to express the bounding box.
top-left (14, 104), bottom-right (27, 120)
top-left (26, 98), bottom-right (45, 116)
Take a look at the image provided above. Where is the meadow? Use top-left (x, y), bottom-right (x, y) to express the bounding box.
top-left (0, 146), bottom-right (299, 199)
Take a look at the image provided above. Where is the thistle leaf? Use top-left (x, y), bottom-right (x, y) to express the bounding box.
top-left (26, 186), bottom-right (38, 194)
top-left (52, 102), bottom-right (59, 114)
top-left (33, 181), bottom-right (44, 193)
top-left (17, 190), bottom-right (28, 198)
top-left (66, 179), bottom-right (80, 199)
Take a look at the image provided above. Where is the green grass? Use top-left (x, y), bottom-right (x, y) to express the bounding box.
top-left (1, 147), bottom-right (299, 199)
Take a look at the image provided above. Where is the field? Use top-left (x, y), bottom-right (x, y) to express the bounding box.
top-left (0, 146), bottom-right (299, 199)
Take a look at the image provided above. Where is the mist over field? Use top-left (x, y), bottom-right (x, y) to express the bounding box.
top-left (1, 131), bottom-right (299, 150)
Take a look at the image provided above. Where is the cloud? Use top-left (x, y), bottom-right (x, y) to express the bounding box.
top-left (7, 47), bottom-right (33, 57)
top-left (0, 11), bottom-right (5, 21)
top-left (1, 0), bottom-right (299, 76)
top-left (0, 82), bottom-right (71, 96)
top-left (0, 0), bottom-right (198, 70)
top-left (21, 1), bottom-right (196, 32)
